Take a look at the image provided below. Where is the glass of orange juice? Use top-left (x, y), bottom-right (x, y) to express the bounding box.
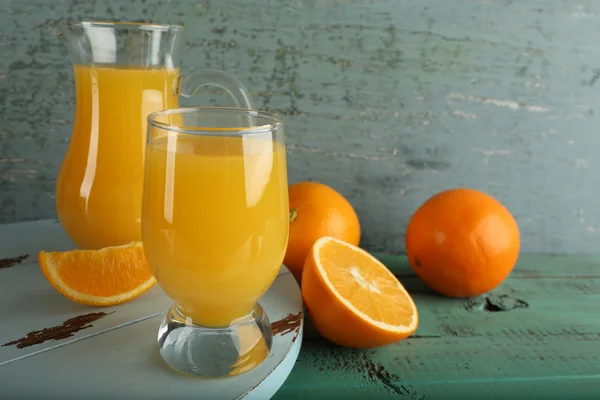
top-left (142, 107), bottom-right (289, 377)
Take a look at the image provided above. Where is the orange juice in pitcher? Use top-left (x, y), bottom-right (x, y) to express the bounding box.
top-left (56, 66), bottom-right (179, 249)
top-left (57, 21), bottom-right (252, 249)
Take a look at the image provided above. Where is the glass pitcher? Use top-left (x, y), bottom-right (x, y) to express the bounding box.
top-left (56, 21), bottom-right (252, 249)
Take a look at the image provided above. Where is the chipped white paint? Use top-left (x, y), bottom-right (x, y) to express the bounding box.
top-left (0, 158), bottom-right (25, 163)
top-left (349, 266), bottom-right (381, 294)
top-left (375, 147), bottom-right (399, 156)
top-left (572, 4), bottom-right (595, 18)
top-left (286, 143), bottom-right (395, 162)
top-left (397, 187), bottom-right (414, 197)
top-left (471, 148), bottom-right (512, 164)
top-left (575, 159), bottom-right (587, 169)
top-left (525, 81), bottom-right (547, 89)
top-left (447, 93), bottom-right (551, 113)
top-left (452, 110), bottom-right (478, 119)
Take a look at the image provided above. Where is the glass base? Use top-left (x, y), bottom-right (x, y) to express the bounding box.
top-left (157, 303), bottom-right (272, 378)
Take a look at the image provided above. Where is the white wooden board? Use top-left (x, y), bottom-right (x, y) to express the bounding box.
top-left (0, 220), bottom-right (303, 399)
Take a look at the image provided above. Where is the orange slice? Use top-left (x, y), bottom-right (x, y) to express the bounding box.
top-left (302, 236), bottom-right (418, 348)
top-left (38, 242), bottom-right (156, 307)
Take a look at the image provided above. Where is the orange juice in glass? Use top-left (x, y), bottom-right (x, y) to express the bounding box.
top-left (142, 108), bottom-right (288, 377)
top-left (57, 21), bottom-right (252, 249)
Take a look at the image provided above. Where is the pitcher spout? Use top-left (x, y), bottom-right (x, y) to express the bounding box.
top-left (60, 20), bottom-right (184, 68)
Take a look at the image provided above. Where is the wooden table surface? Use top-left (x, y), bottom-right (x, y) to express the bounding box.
top-left (274, 253), bottom-right (600, 400)
top-left (0, 221), bottom-right (304, 399)
top-left (2, 220), bottom-right (599, 399)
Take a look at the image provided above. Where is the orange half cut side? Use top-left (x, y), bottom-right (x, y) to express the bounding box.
top-left (302, 236), bottom-right (418, 348)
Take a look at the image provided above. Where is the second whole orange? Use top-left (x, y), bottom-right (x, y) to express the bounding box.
top-left (405, 188), bottom-right (520, 298)
top-left (284, 181), bottom-right (361, 282)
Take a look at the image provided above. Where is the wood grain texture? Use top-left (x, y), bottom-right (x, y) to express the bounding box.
top-left (274, 253), bottom-right (600, 399)
top-left (1, 0), bottom-right (600, 252)
top-left (2, 316), bottom-right (303, 400)
top-left (0, 220), bottom-right (304, 399)
top-left (1, 219), bottom-right (599, 398)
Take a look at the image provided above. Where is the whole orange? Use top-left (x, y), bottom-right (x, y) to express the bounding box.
top-left (405, 188), bottom-right (520, 297)
top-left (285, 182), bottom-right (360, 282)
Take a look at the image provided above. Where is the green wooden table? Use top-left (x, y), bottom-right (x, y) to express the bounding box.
top-left (274, 253), bottom-right (600, 399)
top-left (1, 220), bottom-right (599, 398)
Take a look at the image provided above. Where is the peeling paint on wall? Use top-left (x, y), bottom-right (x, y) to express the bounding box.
top-left (1, 0), bottom-right (600, 253)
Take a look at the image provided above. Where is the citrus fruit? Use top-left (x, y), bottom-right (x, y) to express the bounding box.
top-left (285, 181), bottom-right (361, 282)
top-left (405, 188), bottom-right (520, 298)
top-left (38, 241), bottom-right (156, 306)
top-left (302, 236), bottom-right (418, 348)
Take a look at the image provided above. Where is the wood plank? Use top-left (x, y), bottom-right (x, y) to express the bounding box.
top-left (0, 220), bottom-right (170, 363)
top-left (370, 253), bottom-right (600, 339)
top-left (0, 262), bottom-right (169, 365)
top-left (3, 219), bottom-right (599, 397)
top-left (0, 315), bottom-right (303, 400)
top-left (275, 335), bottom-right (600, 400)
top-left (0, 219), bottom-right (305, 398)
top-left (275, 253), bottom-right (600, 398)
top-left (375, 252), bottom-right (600, 278)
top-left (0, 220), bottom-right (302, 385)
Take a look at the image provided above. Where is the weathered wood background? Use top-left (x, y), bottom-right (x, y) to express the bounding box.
top-left (1, 0), bottom-right (599, 253)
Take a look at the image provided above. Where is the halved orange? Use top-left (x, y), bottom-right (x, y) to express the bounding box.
top-left (38, 242), bottom-right (156, 307)
top-left (302, 236), bottom-right (418, 348)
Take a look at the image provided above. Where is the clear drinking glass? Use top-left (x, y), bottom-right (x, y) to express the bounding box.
top-left (142, 107), bottom-right (289, 377)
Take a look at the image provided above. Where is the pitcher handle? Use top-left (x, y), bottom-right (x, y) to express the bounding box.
top-left (175, 68), bottom-right (254, 110)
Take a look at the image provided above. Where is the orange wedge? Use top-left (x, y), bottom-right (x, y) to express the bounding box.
top-left (302, 236), bottom-right (418, 348)
top-left (38, 242), bottom-right (156, 307)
